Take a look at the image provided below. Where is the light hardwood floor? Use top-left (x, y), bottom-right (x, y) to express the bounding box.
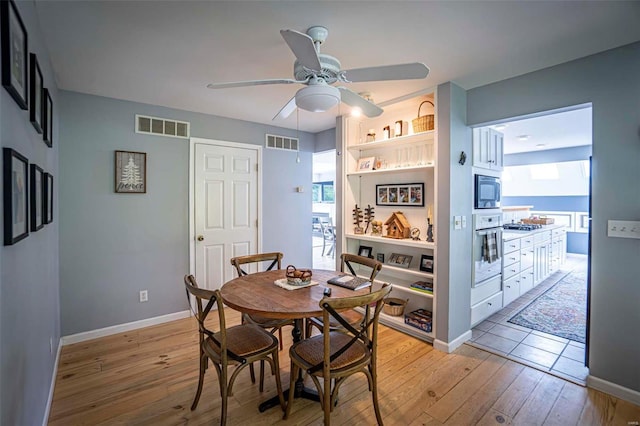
top-left (48, 309), bottom-right (640, 425)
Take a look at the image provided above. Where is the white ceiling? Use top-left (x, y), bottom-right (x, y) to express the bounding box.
top-left (35, 1), bottom-right (640, 134)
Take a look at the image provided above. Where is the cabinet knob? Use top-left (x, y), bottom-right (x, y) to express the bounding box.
top-left (197, 235), bottom-right (204, 241)
top-left (488, 302), bottom-right (492, 306)
top-left (506, 285), bottom-right (511, 288)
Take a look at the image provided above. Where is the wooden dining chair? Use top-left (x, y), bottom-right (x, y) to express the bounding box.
top-left (184, 275), bottom-right (285, 425)
top-left (306, 253), bottom-right (383, 337)
top-left (230, 252), bottom-right (294, 389)
top-left (284, 283), bottom-right (391, 425)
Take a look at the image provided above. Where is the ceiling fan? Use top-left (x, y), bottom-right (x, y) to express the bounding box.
top-left (206, 26), bottom-right (430, 120)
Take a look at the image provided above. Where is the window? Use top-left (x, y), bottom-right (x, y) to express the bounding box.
top-left (313, 181), bottom-right (334, 203)
top-left (530, 164), bottom-right (559, 180)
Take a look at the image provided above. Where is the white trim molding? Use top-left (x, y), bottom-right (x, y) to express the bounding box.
top-left (61, 310), bottom-right (191, 345)
top-left (43, 339), bottom-right (63, 426)
top-left (587, 375), bottom-right (640, 406)
top-left (434, 330), bottom-right (472, 353)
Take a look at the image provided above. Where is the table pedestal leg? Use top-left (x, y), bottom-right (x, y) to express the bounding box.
top-left (258, 318), bottom-right (320, 412)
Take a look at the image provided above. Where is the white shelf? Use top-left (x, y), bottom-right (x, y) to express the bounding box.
top-left (347, 131), bottom-right (435, 153)
top-left (345, 233), bottom-right (435, 250)
top-left (380, 265), bottom-right (434, 280)
top-left (346, 164), bottom-right (434, 177)
top-left (391, 283), bottom-right (434, 300)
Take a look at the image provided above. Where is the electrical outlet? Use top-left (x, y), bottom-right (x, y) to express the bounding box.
top-left (139, 290), bottom-right (148, 302)
top-left (454, 215), bottom-right (462, 230)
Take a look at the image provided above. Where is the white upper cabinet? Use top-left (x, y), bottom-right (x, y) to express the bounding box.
top-left (473, 127), bottom-right (503, 171)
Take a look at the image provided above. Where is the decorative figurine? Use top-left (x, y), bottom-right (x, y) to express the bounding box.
top-left (410, 227), bottom-right (421, 241)
top-left (384, 211), bottom-right (411, 239)
top-left (371, 220), bottom-right (383, 236)
top-left (353, 204), bottom-right (364, 234)
top-left (364, 204), bottom-right (375, 233)
top-left (426, 218), bottom-right (434, 242)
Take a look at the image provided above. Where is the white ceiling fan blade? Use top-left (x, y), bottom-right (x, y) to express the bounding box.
top-left (272, 96), bottom-right (297, 120)
top-left (280, 29), bottom-right (322, 72)
top-left (338, 87), bottom-right (384, 118)
top-left (207, 78), bottom-right (301, 89)
top-left (343, 63), bottom-right (429, 82)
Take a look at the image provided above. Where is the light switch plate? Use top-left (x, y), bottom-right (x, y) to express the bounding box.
top-left (608, 220), bottom-right (640, 239)
top-left (462, 216), bottom-right (467, 228)
top-left (454, 215), bottom-right (462, 230)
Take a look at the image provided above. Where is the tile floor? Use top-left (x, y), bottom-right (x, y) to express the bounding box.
top-left (467, 254), bottom-right (589, 385)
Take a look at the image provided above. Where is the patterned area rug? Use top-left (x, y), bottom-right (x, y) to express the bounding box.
top-left (508, 270), bottom-right (587, 343)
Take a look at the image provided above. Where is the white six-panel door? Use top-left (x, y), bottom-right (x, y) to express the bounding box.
top-left (193, 141), bottom-right (259, 290)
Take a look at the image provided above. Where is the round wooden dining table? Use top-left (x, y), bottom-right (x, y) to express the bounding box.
top-left (220, 268), bottom-right (369, 412)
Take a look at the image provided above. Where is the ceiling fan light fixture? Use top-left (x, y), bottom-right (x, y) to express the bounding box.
top-left (295, 85), bottom-right (340, 113)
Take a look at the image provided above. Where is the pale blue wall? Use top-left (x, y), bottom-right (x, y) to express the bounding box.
top-left (314, 127), bottom-right (337, 153)
top-left (59, 91), bottom-right (314, 336)
top-left (468, 42), bottom-right (640, 393)
top-left (0, 2), bottom-right (60, 425)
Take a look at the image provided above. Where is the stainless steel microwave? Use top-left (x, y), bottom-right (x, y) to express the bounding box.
top-left (474, 174), bottom-right (501, 209)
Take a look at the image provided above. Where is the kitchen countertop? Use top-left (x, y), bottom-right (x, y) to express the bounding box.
top-left (502, 224), bottom-right (566, 242)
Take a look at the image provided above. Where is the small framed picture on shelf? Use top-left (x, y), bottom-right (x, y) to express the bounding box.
top-left (420, 254), bottom-right (434, 273)
top-left (387, 253), bottom-right (412, 269)
top-left (376, 183), bottom-right (424, 207)
top-left (376, 253), bottom-right (385, 263)
top-left (358, 245), bottom-right (373, 258)
top-left (356, 156), bottom-right (375, 172)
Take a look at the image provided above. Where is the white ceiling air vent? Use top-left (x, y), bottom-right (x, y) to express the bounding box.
top-left (265, 134), bottom-right (299, 151)
top-left (135, 114), bottom-right (190, 139)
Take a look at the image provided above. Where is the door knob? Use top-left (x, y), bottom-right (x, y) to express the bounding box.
top-left (197, 235), bottom-right (204, 241)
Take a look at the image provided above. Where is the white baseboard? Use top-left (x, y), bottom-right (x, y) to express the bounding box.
top-left (587, 374), bottom-right (640, 406)
top-left (434, 330), bottom-right (472, 353)
top-left (42, 338), bottom-right (62, 426)
top-left (61, 310), bottom-right (191, 345)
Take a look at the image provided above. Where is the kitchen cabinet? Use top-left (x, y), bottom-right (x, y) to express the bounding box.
top-left (340, 93), bottom-right (437, 343)
top-left (502, 226), bottom-right (566, 308)
top-left (472, 127), bottom-right (504, 171)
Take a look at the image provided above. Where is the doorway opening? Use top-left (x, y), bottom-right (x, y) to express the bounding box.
top-left (312, 150), bottom-right (336, 270)
top-left (469, 106), bottom-right (592, 384)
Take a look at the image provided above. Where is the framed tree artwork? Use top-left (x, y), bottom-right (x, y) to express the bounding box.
top-left (1, 0), bottom-right (28, 110)
top-left (43, 88), bottom-right (53, 147)
top-left (43, 172), bottom-right (53, 224)
top-left (115, 150), bottom-right (146, 193)
top-left (3, 148), bottom-right (29, 245)
top-left (29, 53), bottom-right (43, 133)
top-left (30, 164), bottom-right (44, 232)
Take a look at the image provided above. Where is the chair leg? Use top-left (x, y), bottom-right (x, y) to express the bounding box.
top-left (371, 365), bottom-right (383, 426)
top-left (323, 375), bottom-right (331, 426)
top-left (284, 362), bottom-right (298, 419)
top-left (220, 367), bottom-right (229, 426)
top-left (272, 350), bottom-right (286, 412)
top-left (191, 353), bottom-right (207, 410)
top-left (249, 362), bottom-right (256, 384)
top-left (259, 359), bottom-right (265, 392)
top-left (278, 328), bottom-right (283, 351)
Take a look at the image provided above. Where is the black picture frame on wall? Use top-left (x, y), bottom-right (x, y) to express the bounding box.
top-left (30, 164), bottom-right (44, 232)
top-left (43, 88), bottom-right (53, 147)
top-left (43, 172), bottom-right (53, 224)
top-left (3, 148), bottom-right (29, 245)
top-left (1, 0), bottom-right (28, 110)
top-left (29, 53), bottom-right (43, 133)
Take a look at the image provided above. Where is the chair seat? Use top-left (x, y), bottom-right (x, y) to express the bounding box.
top-left (290, 332), bottom-right (369, 374)
top-left (308, 308), bottom-right (364, 330)
top-left (244, 312), bottom-right (293, 329)
top-left (204, 324), bottom-right (278, 361)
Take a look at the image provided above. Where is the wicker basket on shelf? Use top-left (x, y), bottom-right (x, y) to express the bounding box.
top-left (383, 297), bottom-right (408, 316)
top-left (412, 100), bottom-right (435, 133)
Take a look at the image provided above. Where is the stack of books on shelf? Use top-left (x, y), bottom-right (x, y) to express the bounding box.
top-left (404, 308), bottom-right (432, 333)
top-left (409, 281), bottom-right (433, 294)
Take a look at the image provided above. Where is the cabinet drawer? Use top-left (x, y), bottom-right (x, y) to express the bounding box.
top-left (503, 261), bottom-right (521, 280)
top-left (503, 251), bottom-right (520, 267)
top-left (519, 267), bottom-right (534, 294)
top-left (471, 275), bottom-right (502, 305)
top-left (503, 274), bottom-right (520, 306)
top-left (520, 248), bottom-right (534, 270)
top-left (520, 236), bottom-right (534, 249)
top-left (471, 292), bottom-right (503, 326)
top-left (534, 231), bottom-right (552, 243)
top-left (503, 239), bottom-right (521, 254)
top-left (552, 228), bottom-right (566, 237)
